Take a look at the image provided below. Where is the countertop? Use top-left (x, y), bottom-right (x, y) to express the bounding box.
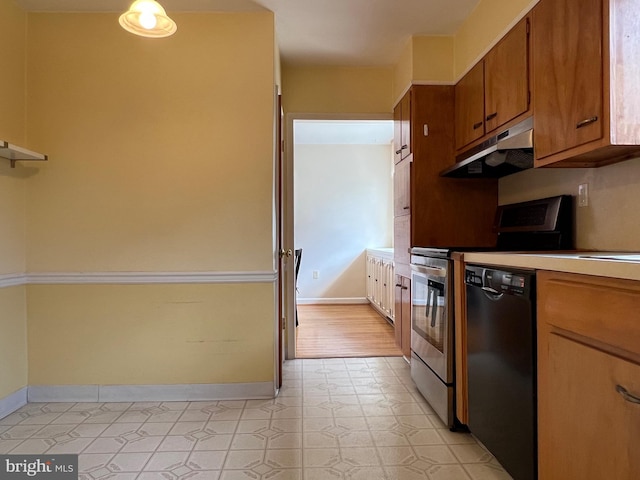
top-left (462, 251), bottom-right (640, 282)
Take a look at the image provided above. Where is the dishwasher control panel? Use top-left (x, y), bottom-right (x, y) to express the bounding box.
top-left (465, 266), bottom-right (532, 296)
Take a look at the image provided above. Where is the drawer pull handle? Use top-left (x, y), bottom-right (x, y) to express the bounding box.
top-left (473, 121), bottom-right (483, 130)
top-left (616, 385), bottom-right (640, 404)
top-left (395, 149), bottom-right (402, 155)
top-left (576, 116), bottom-right (598, 129)
top-left (395, 145), bottom-right (408, 155)
top-left (403, 206), bottom-right (410, 210)
top-left (486, 112), bottom-right (498, 121)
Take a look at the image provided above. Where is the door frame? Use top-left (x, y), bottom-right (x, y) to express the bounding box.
top-left (283, 112), bottom-right (393, 359)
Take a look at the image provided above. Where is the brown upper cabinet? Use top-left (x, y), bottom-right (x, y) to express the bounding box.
top-left (532, 0), bottom-right (640, 167)
top-left (455, 16), bottom-right (530, 151)
top-left (393, 90), bottom-right (412, 163)
top-left (454, 62), bottom-right (485, 150)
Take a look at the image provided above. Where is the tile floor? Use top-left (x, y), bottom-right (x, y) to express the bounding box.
top-left (0, 357), bottom-right (511, 479)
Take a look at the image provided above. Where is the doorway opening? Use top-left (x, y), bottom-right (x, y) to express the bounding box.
top-left (286, 117), bottom-right (401, 359)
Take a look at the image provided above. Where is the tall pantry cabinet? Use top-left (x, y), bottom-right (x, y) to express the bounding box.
top-left (393, 85), bottom-right (497, 356)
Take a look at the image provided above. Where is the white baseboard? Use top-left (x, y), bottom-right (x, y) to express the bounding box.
top-left (0, 387), bottom-right (28, 419)
top-left (297, 297), bottom-right (368, 305)
top-left (28, 382), bottom-right (275, 403)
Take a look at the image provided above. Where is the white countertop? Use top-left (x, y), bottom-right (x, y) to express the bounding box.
top-left (366, 247), bottom-right (394, 259)
top-left (462, 251), bottom-right (640, 282)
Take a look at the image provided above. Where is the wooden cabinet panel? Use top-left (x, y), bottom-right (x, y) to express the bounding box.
top-left (394, 275), bottom-right (411, 357)
top-left (455, 62), bottom-right (485, 150)
top-left (393, 215), bottom-right (410, 273)
top-left (532, 0), bottom-right (603, 160)
top-left (393, 102), bottom-right (403, 164)
top-left (393, 156), bottom-right (411, 217)
top-left (484, 17), bottom-right (529, 134)
top-left (400, 276), bottom-right (411, 358)
top-left (452, 253), bottom-right (468, 424)
top-left (539, 273), bottom-right (640, 357)
top-left (539, 334), bottom-right (640, 479)
top-left (531, 0), bottom-right (640, 167)
top-left (394, 277), bottom-right (403, 349)
top-left (537, 271), bottom-right (640, 479)
top-left (400, 91), bottom-right (412, 160)
top-left (393, 91), bottom-right (412, 163)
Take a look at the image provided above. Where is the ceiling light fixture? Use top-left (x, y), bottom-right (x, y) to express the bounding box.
top-left (119, 0), bottom-right (177, 38)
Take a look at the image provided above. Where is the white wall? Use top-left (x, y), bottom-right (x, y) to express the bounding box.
top-left (294, 143), bottom-right (393, 301)
top-left (499, 156), bottom-right (640, 251)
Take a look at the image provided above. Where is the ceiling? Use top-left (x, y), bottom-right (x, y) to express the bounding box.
top-left (15, 0), bottom-right (480, 66)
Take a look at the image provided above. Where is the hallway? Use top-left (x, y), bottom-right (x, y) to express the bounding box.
top-left (295, 304), bottom-right (402, 359)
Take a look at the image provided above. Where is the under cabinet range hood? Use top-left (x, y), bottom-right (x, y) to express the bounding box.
top-left (441, 117), bottom-right (534, 178)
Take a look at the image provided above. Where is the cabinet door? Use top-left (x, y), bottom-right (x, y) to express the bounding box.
top-left (393, 215), bottom-right (410, 271)
top-left (532, 0), bottom-right (603, 160)
top-left (455, 62), bottom-right (485, 150)
top-left (400, 91), bottom-right (412, 160)
top-left (393, 156), bottom-right (411, 217)
top-left (484, 17), bottom-right (529, 133)
top-left (539, 333), bottom-right (640, 479)
top-left (393, 102), bottom-right (403, 164)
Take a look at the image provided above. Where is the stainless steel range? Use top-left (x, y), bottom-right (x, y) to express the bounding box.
top-left (409, 195), bottom-right (573, 429)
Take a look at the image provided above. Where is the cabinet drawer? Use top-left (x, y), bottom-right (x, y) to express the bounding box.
top-left (538, 271), bottom-right (640, 357)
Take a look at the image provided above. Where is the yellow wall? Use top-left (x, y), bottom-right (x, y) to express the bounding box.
top-left (27, 283), bottom-right (274, 385)
top-left (282, 65), bottom-right (394, 114)
top-left (0, 0), bottom-right (28, 400)
top-left (454, 0), bottom-right (538, 78)
top-left (22, 12), bottom-right (277, 387)
top-left (0, 287), bottom-right (28, 398)
top-left (26, 12), bottom-right (275, 273)
top-left (412, 36), bottom-right (455, 84)
top-left (392, 39), bottom-right (414, 103)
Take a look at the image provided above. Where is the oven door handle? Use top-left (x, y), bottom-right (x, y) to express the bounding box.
top-left (411, 264), bottom-right (447, 277)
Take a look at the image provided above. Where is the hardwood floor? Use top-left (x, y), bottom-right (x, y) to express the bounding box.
top-left (295, 304), bottom-right (403, 358)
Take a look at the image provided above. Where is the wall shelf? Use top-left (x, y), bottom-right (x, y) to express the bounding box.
top-left (0, 140), bottom-right (48, 168)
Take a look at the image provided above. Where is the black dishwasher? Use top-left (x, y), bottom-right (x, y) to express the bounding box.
top-left (465, 265), bottom-right (536, 480)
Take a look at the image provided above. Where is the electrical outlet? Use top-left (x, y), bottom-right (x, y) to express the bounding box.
top-left (578, 183), bottom-right (589, 207)
top-left (312, 270), bottom-right (319, 279)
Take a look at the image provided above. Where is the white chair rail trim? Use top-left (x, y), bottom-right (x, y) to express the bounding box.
top-left (0, 271), bottom-right (277, 287)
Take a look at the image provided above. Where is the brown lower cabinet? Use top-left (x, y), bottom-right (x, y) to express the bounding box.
top-left (537, 271), bottom-right (640, 479)
top-left (394, 275), bottom-right (411, 358)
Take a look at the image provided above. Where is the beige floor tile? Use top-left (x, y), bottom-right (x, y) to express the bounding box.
top-left (47, 437), bottom-right (95, 454)
top-left (193, 434), bottom-right (233, 451)
top-left (376, 446), bottom-right (417, 466)
top-left (143, 450), bottom-right (189, 471)
top-left (187, 450), bottom-right (227, 470)
top-left (83, 437), bottom-right (127, 454)
top-left (0, 424), bottom-right (44, 439)
top-left (0, 357), bottom-right (514, 479)
top-left (107, 452), bottom-right (153, 472)
top-left (412, 445), bottom-right (458, 464)
top-left (205, 420), bottom-right (239, 434)
top-left (157, 435), bottom-right (197, 452)
top-left (119, 436), bottom-right (163, 453)
top-left (463, 463), bottom-right (513, 479)
top-left (449, 443), bottom-right (496, 463)
top-left (9, 438), bottom-right (54, 454)
top-left (267, 432), bottom-right (301, 449)
top-left (79, 452), bottom-right (114, 472)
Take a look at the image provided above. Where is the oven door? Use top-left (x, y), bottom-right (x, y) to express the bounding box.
top-left (410, 259), bottom-right (453, 383)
